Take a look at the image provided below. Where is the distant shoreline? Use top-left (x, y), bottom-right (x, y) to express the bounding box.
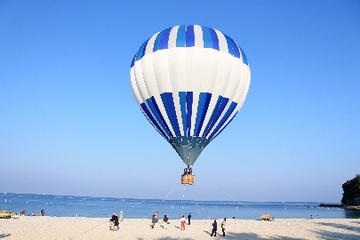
top-left (319, 203), bottom-right (360, 210)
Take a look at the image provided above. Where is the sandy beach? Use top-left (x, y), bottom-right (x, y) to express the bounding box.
top-left (1, 216), bottom-right (359, 240)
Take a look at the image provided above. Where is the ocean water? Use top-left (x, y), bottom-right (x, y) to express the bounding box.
top-left (1, 193), bottom-right (359, 220)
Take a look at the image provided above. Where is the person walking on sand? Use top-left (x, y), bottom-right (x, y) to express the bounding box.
top-left (210, 219), bottom-right (217, 237)
top-left (180, 215), bottom-right (186, 230)
top-left (221, 218), bottom-right (226, 236)
top-left (187, 213), bottom-right (191, 225)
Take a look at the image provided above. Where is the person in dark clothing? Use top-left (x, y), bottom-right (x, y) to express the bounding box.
top-left (210, 219), bottom-right (217, 237)
top-left (221, 218), bottom-right (226, 236)
top-left (187, 213), bottom-right (191, 225)
top-left (163, 215), bottom-right (169, 223)
top-left (110, 213), bottom-right (120, 231)
top-left (163, 215), bottom-right (169, 230)
top-left (151, 214), bottom-right (156, 229)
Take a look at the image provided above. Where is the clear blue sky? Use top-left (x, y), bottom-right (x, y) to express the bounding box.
top-left (1, 0), bottom-right (359, 202)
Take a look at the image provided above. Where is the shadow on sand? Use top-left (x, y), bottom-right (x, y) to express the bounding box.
top-left (136, 221), bottom-right (360, 240)
top-left (310, 221), bottom-right (360, 240)
top-left (0, 234), bottom-right (11, 239)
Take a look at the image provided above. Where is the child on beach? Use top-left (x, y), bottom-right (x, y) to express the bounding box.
top-left (180, 215), bottom-right (186, 230)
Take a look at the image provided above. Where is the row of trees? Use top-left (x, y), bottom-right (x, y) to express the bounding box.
top-left (341, 174), bottom-right (360, 206)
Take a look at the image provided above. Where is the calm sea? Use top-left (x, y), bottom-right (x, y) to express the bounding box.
top-left (1, 193), bottom-right (359, 220)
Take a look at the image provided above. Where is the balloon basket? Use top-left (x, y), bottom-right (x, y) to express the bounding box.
top-left (181, 174), bottom-right (195, 185)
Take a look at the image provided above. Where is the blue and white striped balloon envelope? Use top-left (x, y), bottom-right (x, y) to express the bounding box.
top-left (130, 25), bottom-right (251, 167)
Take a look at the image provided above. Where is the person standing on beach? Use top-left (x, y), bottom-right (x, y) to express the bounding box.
top-left (163, 215), bottom-right (169, 230)
top-left (119, 210), bottom-right (123, 222)
top-left (221, 218), bottom-right (226, 236)
top-left (187, 213), bottom-right (191, 225)
top-left (154, 211), bottom-right (159, 223)
top-left (151, 214), bottom-right (156, 229)
top-left (180, 215), bottom-right (186, 230)
top-left (210, 219), bottom-right (217, 237)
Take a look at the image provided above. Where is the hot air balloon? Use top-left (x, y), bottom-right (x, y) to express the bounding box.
top-left (130, 25), bottom-right (250, 184)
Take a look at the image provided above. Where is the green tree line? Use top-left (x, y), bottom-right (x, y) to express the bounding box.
top-left (341, 174), bottom-right (360, 206)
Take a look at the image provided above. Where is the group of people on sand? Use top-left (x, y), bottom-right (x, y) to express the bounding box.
top-left (152, 211), bottom-right (172, 229)
top-left (150, 210), bottom-right (227, 237)
top-left (151, 211), bottom-right (188, 230)
top-left (18, 209), bottom-right (45, 216)
top-left (109, 210), bottom-right (123, 231)
top-left (109, 213), bottom-right (120, 231)
top-left (180, 212), bottom-right (192, 230)
top-left (211, 218), bottom-right (227, 237)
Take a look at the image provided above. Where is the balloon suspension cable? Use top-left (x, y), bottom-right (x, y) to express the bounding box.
top-left (182, 184), bottom-right (185, 210)
top-left (143, 180), bottom-right (178, 219)
top-left (122, 177), bottom-right (180, 220)
top-left (69, 195), bottom-right (157, 239)
top-left (120, 178), bottom-right (179, 218)
top-left (122, 198), bottom-right (148, 218)
top-left (180, 170), bottom-right (206, 220)
top-left (210, 181), bottom-right (263, 217)
top-left (189, 182), bottom-right (206, 220)
top-left (69, 219), bottom-right (109, 240)
top-left (150, 171), bottom-right (202, 220)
